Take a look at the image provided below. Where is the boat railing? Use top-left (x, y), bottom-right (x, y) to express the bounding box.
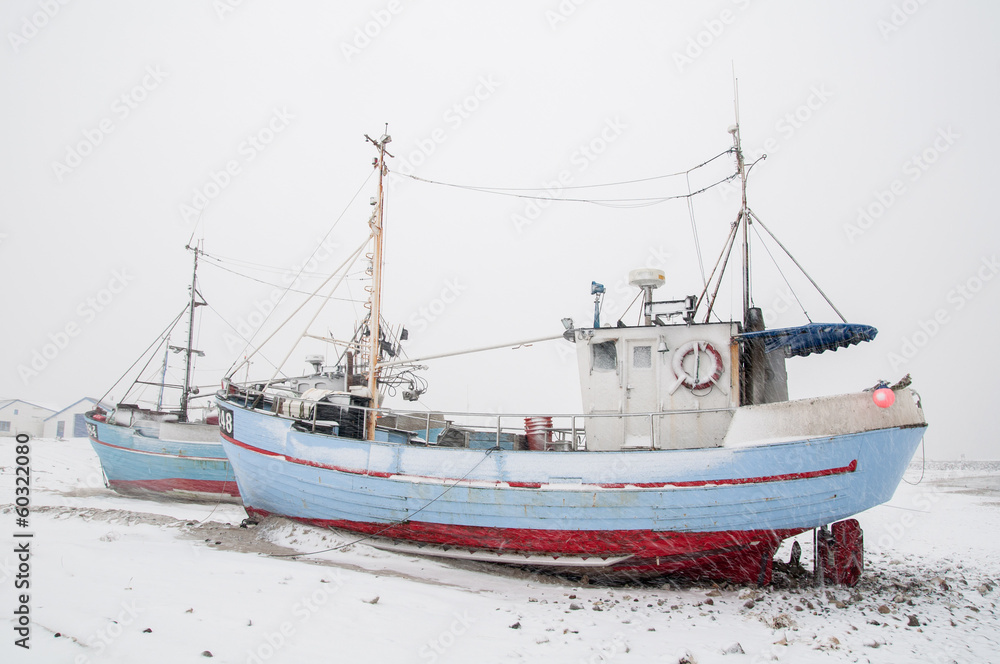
top-left (220, 386), bottom-right (734, 451)
top-left (377, 407), bottom-right (735, 451)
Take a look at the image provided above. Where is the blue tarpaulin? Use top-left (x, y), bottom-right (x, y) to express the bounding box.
top-left (737, 323), bottom-right (877, 358)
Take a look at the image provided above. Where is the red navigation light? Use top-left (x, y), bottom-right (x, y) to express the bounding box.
top-left (873, 387), bottom-right (895, 408)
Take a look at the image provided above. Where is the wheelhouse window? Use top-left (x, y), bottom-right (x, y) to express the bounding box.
top-left (592, 340), bottom-right (618, 372)
top-left (0, 421), bottom-right (10, 432)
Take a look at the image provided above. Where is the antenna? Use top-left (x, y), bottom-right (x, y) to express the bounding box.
top-left (732, 63), bottom-right (740, 127)
top-left (729, 74), bottom-right (751, 325)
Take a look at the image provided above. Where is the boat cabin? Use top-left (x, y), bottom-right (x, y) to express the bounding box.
top-left (572, 321), bottom-right (740, 450)
top-left (570, 268), bottom-right (789, 451)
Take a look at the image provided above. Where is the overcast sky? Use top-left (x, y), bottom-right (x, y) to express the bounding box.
top-left (2, 1), bottom-right (997, 459)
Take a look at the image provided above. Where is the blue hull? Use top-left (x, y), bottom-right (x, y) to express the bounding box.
top-left (216, 396), bottom-right (924, 579)
top-left (85, 415), bottom-right (240, 502)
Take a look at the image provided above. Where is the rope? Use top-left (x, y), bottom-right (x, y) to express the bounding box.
top-left (268, 448), bottom-right (497, 558)
top-left (901, 432), bottom-right (927, 486)
top-left (878, 503), bottom-right (931, 513)
top-left (193, 472), bottom-right (235, 525)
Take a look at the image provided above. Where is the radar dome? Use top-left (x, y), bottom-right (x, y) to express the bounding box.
top-left (628, 268), bottom-right (665, 289)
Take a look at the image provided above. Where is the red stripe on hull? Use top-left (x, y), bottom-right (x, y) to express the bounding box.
top-left (246, 506), bottom-right (796, 583)
top-left (224, 432), bottom-right (856, 489)
top-left (109, 478), bottom-right (240, 499)
top-left (665, 459), bottom-right (858, 487)
top-left (224, 433), bottom-right (373, 476)
top-left (222, 432), bottom-right (284, 457)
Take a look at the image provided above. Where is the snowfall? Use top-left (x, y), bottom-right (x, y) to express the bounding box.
top-left (2, 438), bottom-right (997, 664)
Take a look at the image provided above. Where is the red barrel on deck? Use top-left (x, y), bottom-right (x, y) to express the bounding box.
top-left (524, 417), bottom-right (553, 451)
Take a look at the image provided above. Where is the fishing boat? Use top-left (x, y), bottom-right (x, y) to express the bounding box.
top-left (85, 244), bottom-right (240, 502)
top-left (216, 126), bottom-right (926, 585)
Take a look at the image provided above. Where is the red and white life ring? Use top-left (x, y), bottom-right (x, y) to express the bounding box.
top-left (671, 340), bottom-right (725, 392)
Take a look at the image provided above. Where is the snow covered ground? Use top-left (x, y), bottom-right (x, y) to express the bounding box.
top-left (2, 438), bottom-right (998, 663)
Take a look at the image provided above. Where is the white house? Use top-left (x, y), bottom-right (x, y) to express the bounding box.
top-left (43, 398), bottom-right (111, 439)
top-left (0, 399), bottom-right (56, 438)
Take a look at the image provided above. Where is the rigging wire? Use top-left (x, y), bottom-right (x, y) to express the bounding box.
top-left (396, 171), bottom-right (740, 207)
top-left (224, 170), bottom-right (377, 376)
top-left (685, 169), bottom-right (708, 288)
top-left (97, 306), bottom-right (190, 407)
top-left (185, 206), bottom-right (208, 254)
top-left (124, 319), bottom-right (188, 404)
top-left (749, 221), bottom-right (812, 323)
top-left (739, 161), bottom-right (768, 313)
top-left (394, 148), bottom-right (734, 193)
top-left (695, 214), bottom-right (741, 322)
top-left (344, 278), bottom-right (360, 322)
top-left (749, 209), bottom-right (848, 323)
top-left (744, 154), bottom-right (766, 179)
top-left (199, 302), bottom-right (287, 377)
top-left (704, 213), bottom-right (742, 324)
top-left (198, 251), bottom-right (334, 280)
top-left (191, 252), bottom-right (205, 397)
top-left (243, 236), bottom-right (372, 384)
top-left (613, 288), bottom-right (644, 327)
top-left (200, 259), bottom-right (366, 302)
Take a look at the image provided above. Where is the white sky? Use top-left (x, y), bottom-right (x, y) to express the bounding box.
top-left (2, 1), bottom-right (998, 458)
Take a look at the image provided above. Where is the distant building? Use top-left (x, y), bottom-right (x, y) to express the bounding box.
top-left (0, 399), bottom-right (56, 438)
top-left (43, 398), bottom-right (112, 439)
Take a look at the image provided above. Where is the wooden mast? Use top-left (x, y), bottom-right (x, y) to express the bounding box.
top-left (364, 129), bottom-right (392, 440)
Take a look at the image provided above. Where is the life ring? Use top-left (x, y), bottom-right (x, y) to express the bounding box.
top-left (671, 340), bottom-right (724, 392)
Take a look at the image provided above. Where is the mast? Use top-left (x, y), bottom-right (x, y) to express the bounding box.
top-left (730, 80), bottom-right (765, 406)
top-left (156, 341), bottom-right (170, 410)
top-left (177, 243), bottom-right (204, 422)
top-left (731, 81), bottom-right (751, 327)
top-left (364, 128), bottom-right (393, 440)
